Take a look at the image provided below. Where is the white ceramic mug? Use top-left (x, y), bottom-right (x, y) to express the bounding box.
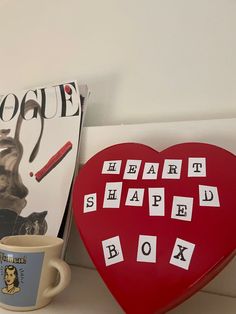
top-left (0, 235), bottom-right (71, 311)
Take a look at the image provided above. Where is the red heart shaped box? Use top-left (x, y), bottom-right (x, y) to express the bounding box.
top-left (72, 142), bottom-right (236, 313)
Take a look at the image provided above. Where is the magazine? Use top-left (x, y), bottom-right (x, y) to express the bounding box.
top-left (59, 84), bottom-right (89, 249)
top-left (0, 80), bottom-right (88, 240)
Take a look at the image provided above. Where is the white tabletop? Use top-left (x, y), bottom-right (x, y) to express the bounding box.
top-left (0, 266), bottom-right (236, 314)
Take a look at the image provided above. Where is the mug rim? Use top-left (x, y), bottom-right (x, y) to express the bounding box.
top-left (0, 235), bottom-right (64, 250)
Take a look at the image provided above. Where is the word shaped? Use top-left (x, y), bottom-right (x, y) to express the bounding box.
top-left (102, 235), bottom-right (195, 270)
top-left (83, 184), bottom-right (220, 221)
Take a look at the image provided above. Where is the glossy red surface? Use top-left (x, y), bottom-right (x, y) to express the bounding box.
top-left (73, 143), bottom-right (236, 313)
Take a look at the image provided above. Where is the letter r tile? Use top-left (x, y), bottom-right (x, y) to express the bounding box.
top-left (162, 159), bottom-right (182, 179)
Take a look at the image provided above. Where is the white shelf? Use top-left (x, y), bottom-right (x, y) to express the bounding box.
top-left (2, 266), bottom-right (235, 314)
top-left (79, 118), bottom-right (236, 165)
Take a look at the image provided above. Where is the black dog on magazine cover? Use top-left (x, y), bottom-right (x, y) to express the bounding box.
top-left (0, 99), bottom-right (48, 238)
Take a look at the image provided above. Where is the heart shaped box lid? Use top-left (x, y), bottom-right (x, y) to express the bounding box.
top-left (73, 142), bottom-right (236, 313)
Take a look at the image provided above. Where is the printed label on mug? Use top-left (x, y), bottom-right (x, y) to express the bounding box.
top-left (0, 250), bottom-right (44, 307)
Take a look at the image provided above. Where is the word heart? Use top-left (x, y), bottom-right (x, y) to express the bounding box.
top-left (73, 142), bottom-right (236, 314)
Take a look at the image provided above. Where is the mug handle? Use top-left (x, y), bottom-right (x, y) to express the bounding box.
top-left (43, 258), bottom-right (71, 298)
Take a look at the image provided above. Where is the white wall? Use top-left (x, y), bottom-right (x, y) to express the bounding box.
top-left (1, 0), bottom-right (236, 126)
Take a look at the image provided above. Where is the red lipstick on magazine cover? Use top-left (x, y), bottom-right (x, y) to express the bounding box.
top-left (35, 141), bottom-right (73, 182)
